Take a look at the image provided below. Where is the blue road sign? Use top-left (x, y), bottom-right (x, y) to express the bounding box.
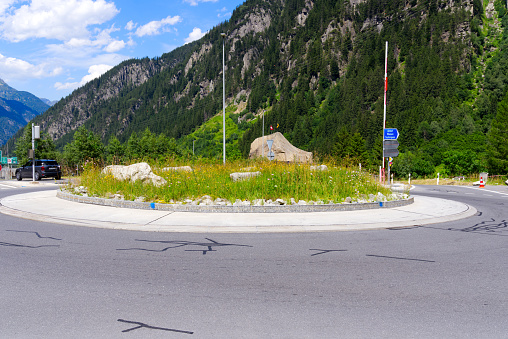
top-left (384, 128), bottom-right (399, 140)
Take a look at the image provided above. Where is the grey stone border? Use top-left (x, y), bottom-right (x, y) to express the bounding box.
top-left (56, 191), bottom-right (414, 213)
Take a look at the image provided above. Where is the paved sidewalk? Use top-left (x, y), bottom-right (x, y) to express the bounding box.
top-left (0, 189), bottom-right (477, 233)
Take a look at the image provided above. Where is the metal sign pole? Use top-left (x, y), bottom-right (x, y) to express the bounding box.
top-left (32, 123), bottom-right (35, 182)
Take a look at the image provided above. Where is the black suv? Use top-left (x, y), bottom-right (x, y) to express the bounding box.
top-left (15, 159), bottom-right (62, 181)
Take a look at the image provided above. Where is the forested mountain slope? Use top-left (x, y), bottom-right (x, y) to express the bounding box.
top-left (5, 0), bottom-right (508, 176)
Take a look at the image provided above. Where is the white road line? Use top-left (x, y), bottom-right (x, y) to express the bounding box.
top-left (0, 184), bottom-right (16, 189)
top-left (463, 186), bottom-right (508, 197)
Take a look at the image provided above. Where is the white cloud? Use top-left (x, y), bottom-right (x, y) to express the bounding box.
top-left (217, 6), bottom-right (231, 18)
top-left (54, 63), bottom-right (112, 90)
top-left (184, 27), bottom-right (206, 44)
top-left (54, 80), bottom-right (79, 90)
top-left (184, 0), bottom-right (218, 6)
top-left (134, 15), bottom-right (182, 37)
top-left (104, 40), bottom-right (125, 53)
top-left (43, 24), bottom-right (127, 59)
top-left (0, 53), bottom-right (62, 80)
top-left (125, 20), bottom-right (137, 31)
top-left (0, 0), bottom-right (119, 42)
top-left (0, 0), bottom-right (17, 15)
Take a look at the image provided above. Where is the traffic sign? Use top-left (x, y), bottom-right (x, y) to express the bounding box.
top-left (267, 139), bottom-right (274, 150)
top-left (383, 128), bottom-right (399, 140)
top-left (383, 140), bottom-right (399, 148)
top-left (384, 149), bottom-right (399, 158)
top-left (266, 139), bottom-right (274, 160)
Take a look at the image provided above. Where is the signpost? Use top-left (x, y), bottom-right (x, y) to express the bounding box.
top-left (380, 41), bottom-right (401, 184)
top-left (383, 139), bottom-right (399, 158)
top-left (383, 128), bottom-right (399, 140)
top-left (383, 128), bottom-right (399, 184)
top-left (32, 124), bottom-right (40, 182)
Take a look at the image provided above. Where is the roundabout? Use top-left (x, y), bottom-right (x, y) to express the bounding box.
top-left (0, 188), bottom-right (475, 232)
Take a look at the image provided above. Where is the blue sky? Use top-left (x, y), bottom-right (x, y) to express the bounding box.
top-left (0, 0), bottom-right (244, 101)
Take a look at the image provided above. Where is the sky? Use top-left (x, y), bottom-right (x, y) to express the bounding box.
top-left (0, 0), bottom-right (244, 101)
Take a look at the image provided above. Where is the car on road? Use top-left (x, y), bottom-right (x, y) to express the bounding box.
top-left (15, 159), bottom-right (62, 181)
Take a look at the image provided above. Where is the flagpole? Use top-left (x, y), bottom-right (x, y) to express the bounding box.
top-left (382, 41), bottom-right (388, 183)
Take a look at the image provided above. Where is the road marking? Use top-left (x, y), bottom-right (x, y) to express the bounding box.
top-left (0, 184), bottom-right (16, 189)
top-left (463, 186), bottom-right (508, 197)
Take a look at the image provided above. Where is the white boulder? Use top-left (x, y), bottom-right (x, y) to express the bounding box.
top-left (230, 171), bottom-right (261, 182)
top-left (249, 132), bottom-right (313, 163)
top-left (162, 166), bottom-right (193, 172)
top-left (310, 164), bottom-right (328, 171)
top-left (102, 162), bottom-right (167, 187)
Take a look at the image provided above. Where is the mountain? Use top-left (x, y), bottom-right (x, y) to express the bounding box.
top-left (0, 79), bottom-right (49, 114)
top-left (5, 0), bottom-right (508, 175)
top-left (0, 79), bottom-right (49, 145)
top-left (41, 98), bottom-right (58, 107)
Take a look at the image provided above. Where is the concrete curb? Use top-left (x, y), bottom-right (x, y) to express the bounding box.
top-left (0, 190), bottom-right (476, 233)
top-left (56, 190), bottom-right (414, 213)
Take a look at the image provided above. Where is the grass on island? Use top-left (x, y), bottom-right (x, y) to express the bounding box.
top-left (76, 159), bottom-right (393, 204)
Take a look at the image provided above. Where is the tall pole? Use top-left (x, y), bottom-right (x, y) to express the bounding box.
top-left (382, 41), bottom-right (388, 183)
top-left (32, 123), bottom-right (35, 182)
top-left (221, 32), bottom-right (226, 165)
top-left (262, 110), bottom-right (265, 158)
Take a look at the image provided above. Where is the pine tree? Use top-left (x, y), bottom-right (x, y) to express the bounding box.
top-left (63, 127), bottom-right (104, 168)
top-left (487, 92), bottom-right (508, 174)
top-left (14, 125), bottom-right (58, 165)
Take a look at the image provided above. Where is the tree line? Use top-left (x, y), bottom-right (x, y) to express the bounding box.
top-left (14, 126), bottom-right (186, 172)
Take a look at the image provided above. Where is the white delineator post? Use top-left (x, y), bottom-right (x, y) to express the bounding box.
top-left (382, 41), bottom-right (388, 183)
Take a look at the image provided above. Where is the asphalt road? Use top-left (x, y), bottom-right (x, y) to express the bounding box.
top-left (1, 184), bottom-right (507, 338)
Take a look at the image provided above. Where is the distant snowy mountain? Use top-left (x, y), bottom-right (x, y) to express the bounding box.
top-left (41, 98), bottom-right (58, 107)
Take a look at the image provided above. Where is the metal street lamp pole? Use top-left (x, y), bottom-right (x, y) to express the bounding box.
top-left (32, 123), bottom-right (35, 182)
top-left (221, 32), bottom-right (226, 164)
